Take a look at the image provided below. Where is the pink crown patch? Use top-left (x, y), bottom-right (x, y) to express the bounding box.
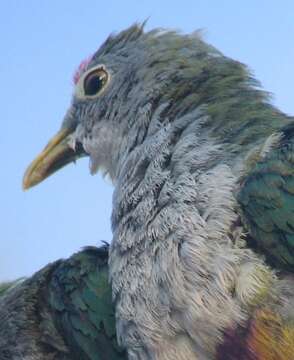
top-left (73, 54), bottom-right (94, 84)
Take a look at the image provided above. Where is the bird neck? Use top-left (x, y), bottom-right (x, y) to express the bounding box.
top-left (111, 106), bottom-right (221, 244)
top-left (110, 106), bottom-right (241, 289)
top-left (109, 107), bottom-right (275, 357)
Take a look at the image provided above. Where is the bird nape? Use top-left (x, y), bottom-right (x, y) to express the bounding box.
top-left (22, 24), bottom-right (294, 360)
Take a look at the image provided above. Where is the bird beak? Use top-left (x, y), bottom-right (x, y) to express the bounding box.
top-left (23, 127), bottom-right (85, 190)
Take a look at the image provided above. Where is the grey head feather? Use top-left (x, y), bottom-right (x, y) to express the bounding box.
top-left (65, 23), bottom-right (289, 181)
top-left (62, 24), bottom-right (292, 359)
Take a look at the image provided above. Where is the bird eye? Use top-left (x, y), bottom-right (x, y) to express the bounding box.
top-left (83, 68), bottom-right (108, 97)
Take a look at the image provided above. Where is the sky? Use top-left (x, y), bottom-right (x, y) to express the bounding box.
top-left (0, 0), bottom-right (293, 281)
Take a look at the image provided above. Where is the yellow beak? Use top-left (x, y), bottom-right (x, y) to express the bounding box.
top-left (23, 127), bottom-right (85, 190)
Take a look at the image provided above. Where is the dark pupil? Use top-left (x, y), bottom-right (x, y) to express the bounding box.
top-left (84, 73), bottom-right (104, 96)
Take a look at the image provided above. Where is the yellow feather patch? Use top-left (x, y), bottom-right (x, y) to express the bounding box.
top-left (249, 309), bottom-right (294, 360)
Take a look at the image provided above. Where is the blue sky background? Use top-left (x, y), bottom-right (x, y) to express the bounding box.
top-left (1, 0), bottom-right (293, 280)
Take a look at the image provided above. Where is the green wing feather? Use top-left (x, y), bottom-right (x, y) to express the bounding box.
top-left (48, 245), bottom-right (126, 360)
top-left (238, 123), bottom-right (294, 271)
top-left (0, 245), bottom-right (125, 359)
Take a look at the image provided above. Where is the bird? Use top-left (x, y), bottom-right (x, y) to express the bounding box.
top-left (0, 245), bottom-right (126, 360)
top-left (23, 24), bottom-right (294, 359)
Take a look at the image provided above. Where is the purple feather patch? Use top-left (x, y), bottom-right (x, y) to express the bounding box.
top-left (216, 321), bottom-right (257, 360)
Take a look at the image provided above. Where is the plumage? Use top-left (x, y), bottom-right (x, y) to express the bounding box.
top-left (0, 245), bottom-right (125, 360)
top-left (238, 123), bottom-right (294, 269)
top-left (23, 24), bottom-right (294, 359)
top-left (217, 307), bottom-right (294, 360)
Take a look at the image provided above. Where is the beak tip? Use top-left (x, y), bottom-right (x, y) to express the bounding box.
top-left (22, 168), bottom-right (41, 191)
top-left (22, 182), bottom-right (29, 191)
top-left (22, 176), bottom-right (32, 191)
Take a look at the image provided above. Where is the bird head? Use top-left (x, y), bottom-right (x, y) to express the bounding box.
top-left (23, 23), bottom-right (252, 190)
top-left (23, 24), bottom-right (146, 188)
top-left (23, 24), bottom-right (179, 188)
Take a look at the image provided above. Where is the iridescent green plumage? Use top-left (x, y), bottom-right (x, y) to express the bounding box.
top-left (238, 123), bottom-right (294, 270)
top-left (0, 245), bottom-right (126, 360)
top-left (48, 245), bottom-right (125, 360)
